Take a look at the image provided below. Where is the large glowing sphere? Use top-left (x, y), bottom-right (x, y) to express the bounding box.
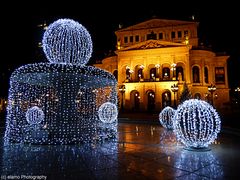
top-left (98, 102), bottom-right (118, 123)
top-left (42, 18), bottom-right (93, 65)
top-left (173, 99), bottom-right (221, 149)
top-left (26, 106), bottom-right (44, 125)
top-left (159, 106), bottom-right (176, 130)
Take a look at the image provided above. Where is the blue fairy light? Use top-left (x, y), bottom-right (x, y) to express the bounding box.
top-left (26, 106), bottom-right (44, 125)
top-left (159, 106), bottom-right (176, 130)
top-left (98, 102), bottom-right (118, 123)
top-left (173, 99), bottom-right (221, 149)
top-left (4, 18), bottom-right (118, 144)
top-left (42, 18), bottom-right (93, 65)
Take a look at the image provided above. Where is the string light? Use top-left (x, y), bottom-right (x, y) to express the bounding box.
top-left (4, 18), bottom-right (118, 144)
top-left (98, 102), bottom-right (118, 123)
top-left (173, 99), bottom-right (221, 149)
top-left (26, 106), bottom-right (44, 125)
top-left (159, 106), bottom-right (176, 130)
top-left (42, 19), bottom-right (93, 65)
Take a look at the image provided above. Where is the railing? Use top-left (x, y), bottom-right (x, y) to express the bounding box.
top-left (124, 78), bottom-right (178, 83)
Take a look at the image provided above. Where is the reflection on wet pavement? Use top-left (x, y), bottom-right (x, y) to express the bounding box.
top-left (0, 123), bottom-right (240, 179)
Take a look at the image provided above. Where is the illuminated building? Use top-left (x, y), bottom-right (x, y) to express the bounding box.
top-left (94, 18), bottom-right (229, 112)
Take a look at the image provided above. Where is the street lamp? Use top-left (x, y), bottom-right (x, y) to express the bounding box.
top-left (119, 85), bottom-right (126, 112)
top-left (208, 84), bottom-right (216, 106)
top-left (171, 83), bottom-right (178, 108)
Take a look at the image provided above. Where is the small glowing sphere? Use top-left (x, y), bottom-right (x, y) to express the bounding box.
top-left (42, 18), bottom-right (93, 65)
top-left (173, 99), bottom-right (221, 149)
top-left (159, 106), bottom-right (176, 130)
top-left (98, 102), bottom-right (118, 123)
top-left (26, 106), bottom-right (44, 125)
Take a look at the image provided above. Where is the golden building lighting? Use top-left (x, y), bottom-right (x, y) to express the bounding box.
top-left (94, 18), bottom-right (229, 112)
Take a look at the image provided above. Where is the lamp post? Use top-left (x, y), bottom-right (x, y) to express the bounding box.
top-left (119, 85), bottom-right (126, 112)
top-left (171, 83), bottom-right (179, 108)
top-left (208, 84), bottom-right (216, 106)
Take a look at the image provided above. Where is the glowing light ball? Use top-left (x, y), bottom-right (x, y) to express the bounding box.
top-left (98, 102), bottom-right (118, 123)
top-left (4, 18), bottom-right (118, 144)
top-left (26, 106), bottom-right (44, 125)
top-left (159, 106), bottom-right (176, 130)
top-left (173, 99), bottom-right (221, 149)
top-left (42, 18), bottom-right (93, 65)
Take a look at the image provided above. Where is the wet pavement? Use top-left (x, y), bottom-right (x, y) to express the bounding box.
top-left (0, 122), bottom-right (240, 180)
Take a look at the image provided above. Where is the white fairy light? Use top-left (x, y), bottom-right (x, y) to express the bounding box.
top-left (173, 99), bottom-right (221, 149)
top-left (159, 106), bottom-right (176, 130)
top-left (42, 18), bottom-right (93, 65)
top-left (4, 18), bottom-right (118, 144)
top-left (26, 106), bottom-right (44, 125)
top-left (98, 102), bottom-right (118, 123)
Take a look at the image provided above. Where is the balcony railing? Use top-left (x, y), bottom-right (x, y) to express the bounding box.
top-left (124, 78), bottom-right (178, 83)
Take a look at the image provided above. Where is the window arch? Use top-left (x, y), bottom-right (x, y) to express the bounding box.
top-left (150, 68), bottom-right (156, 80)
top-left (130, 90), bottom-right (140, 111)
top-left (147, 90), bottom-right (155, 112)
top-left (192, 66), bottom-right (200, 83)
top-left (162, 67), bottom-right (170, 80)
top-left (176, 66), bottom-right (184, 81)
top-left (194, 93), bottom-right (201, 99)
top-left (162, 90), bottom-right (171, 108)
top-left (126, 68), bottom-right (130, 80)
top-left (138, 68), bottom-right (144, 81)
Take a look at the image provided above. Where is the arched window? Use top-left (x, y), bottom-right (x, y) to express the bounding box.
top-left (162, 67), bottom-right (170, 80)
top-left (147, 91), bottom-right (155, 112)
top-left (162, 91), bottom-right (171, 108)
top-left (204, 67), bottom-right (209, 83)
top-left (176, 66), bottom-right (184, 81)
top-left (192, 66), bottom-right (200, 83)
top-left (113, 70), bottom-right (118, 81)
top-left (134, 91), bottom-right (140, 110)
top-left (138, 68), bottom-right (143, 81)
top-left (194, 93), bottom-right (201, 99)
top-left (130, 90), bottom-right (140, 111)
top-left (126, 68), bottom-right (130, 80)
top-left (150, 68), bottom-right (156, 80)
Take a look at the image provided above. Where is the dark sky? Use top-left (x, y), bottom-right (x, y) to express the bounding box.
top-left (1, 1), bottom-right (239, 97)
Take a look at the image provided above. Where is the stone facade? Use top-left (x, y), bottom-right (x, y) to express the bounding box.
top-left (94, 18), bottom-right (229, 112)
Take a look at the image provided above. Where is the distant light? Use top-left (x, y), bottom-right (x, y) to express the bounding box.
top-left (118, 24), bottom-right (123, 29)
top-left (235, 87), bottom-right (240, 92)
top-left (192, 15), bottom-right (195, 20)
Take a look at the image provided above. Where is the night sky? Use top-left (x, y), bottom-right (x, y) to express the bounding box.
top-left (1, 1), bottom-right (239, 97)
